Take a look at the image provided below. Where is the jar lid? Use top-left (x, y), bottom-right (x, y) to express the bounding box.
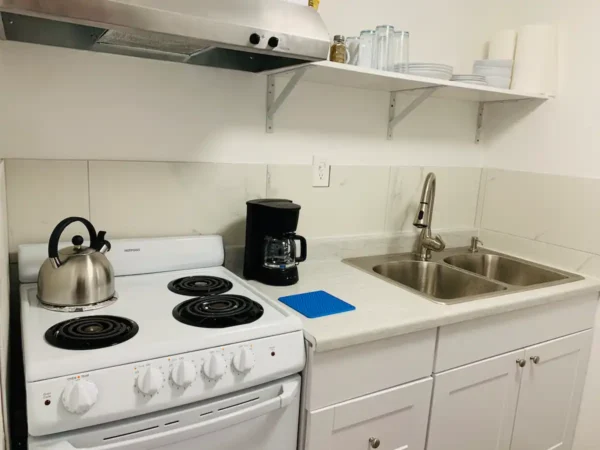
top-left (333, 35), bottom-right (346, 42)
top-left (360, 29), bottom-right (375, 35)
top-left (395, 30), bottom-right (410, 36)
top-left (375, 25), bottom-right (395, 31)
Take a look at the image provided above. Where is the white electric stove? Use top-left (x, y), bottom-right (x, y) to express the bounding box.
top-left (18, 236), bottom-right (305, 450)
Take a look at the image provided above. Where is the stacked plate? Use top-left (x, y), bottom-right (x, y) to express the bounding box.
top-left (451, 74), bottom-right (488, 86)
top-left (408, 63), bottom-right (453, 80)
top-left (473, 59), bottom-right (514, 89)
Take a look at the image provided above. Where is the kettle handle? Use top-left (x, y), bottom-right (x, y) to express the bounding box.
top-left (294, 235), bottom-right (307, 263)
top-left (48, 217), bottom-right (98, 267)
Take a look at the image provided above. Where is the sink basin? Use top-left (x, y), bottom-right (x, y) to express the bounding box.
top-left (444, 254), bottom-right (569, 287)
top-left (373, 261), bottom-right (506, 303)
top-left (343, 247), bottom-right (582, 305)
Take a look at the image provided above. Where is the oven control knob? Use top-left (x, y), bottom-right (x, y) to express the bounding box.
top-left (137, 367), bottom-right (163, 396)
top-left (171, 361), bottom-right (197, 388)
top-left (233, 348), bottom-right (255, 373)
top-left (203, 353), bottom-right (226, 380)
top-left (62, 380), bottom-right (98, 414)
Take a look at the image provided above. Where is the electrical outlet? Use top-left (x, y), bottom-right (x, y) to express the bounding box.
top-left (312, 156), bottom-right (330, 187)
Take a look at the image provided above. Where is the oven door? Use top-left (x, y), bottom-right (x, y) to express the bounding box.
top-left (29, 375), bottom-right (300, 450)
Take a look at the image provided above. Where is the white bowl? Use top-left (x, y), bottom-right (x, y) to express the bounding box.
top-left (409, 63), bottom-right (453, 71)
top-left (473, 59), bottom-right (514, 68)
top-left (485, 76), bottom-right (511, 88)
top-left (474, 67), bottom-right (512, 76)
top-left (452, 74), bottom-right (486, 80)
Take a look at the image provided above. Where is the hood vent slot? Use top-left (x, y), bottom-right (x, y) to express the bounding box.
top-left (94, 29), bottom-right (212, 62)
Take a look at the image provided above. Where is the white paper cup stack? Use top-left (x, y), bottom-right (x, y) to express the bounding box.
top-left (511, 24), bottom-right (558, 95)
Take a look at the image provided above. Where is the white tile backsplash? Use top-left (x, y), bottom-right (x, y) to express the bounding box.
top-left (4, 160), bottom-right (482, 259)
top-left (267, 165), bottom-right (391, 238)
top-left (89, 161), bottom-right (267, 245)
top-left (5, 160), bottom-right (90, 252)
top-left (482, 169), bottom-right (600, 256)
top-left (385, 166), bottom-right (482, 233)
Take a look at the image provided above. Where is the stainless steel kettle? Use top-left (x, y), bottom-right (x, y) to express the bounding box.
top-left (37, 217), bottom-right (115, 308)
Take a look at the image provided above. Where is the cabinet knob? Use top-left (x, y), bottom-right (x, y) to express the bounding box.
top-left (369, 437), bottom-right (381, 448)
top-left (516, 359), bottom-right (526, 368)
top-left (530, 356), bottom-right (540, 364)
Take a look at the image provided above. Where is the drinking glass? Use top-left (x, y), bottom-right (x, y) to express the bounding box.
top-left (346, 37), bottom-right (360, 65)
top-left (374, 25), bottom-right (395, 71)
top-left (393, 31), bottom-right (410, 73)
top-left (358, 30), bottom-right (375, 68)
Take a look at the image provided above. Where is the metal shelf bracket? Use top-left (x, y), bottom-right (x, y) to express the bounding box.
top-left (475, 102), bottom-right (485, 144)
top-left (474, 98), bottom-right (538, 144)
top-left (387, 87), bottom-right (438, 140)
top-left (266, 67), bottom-right (308, 133)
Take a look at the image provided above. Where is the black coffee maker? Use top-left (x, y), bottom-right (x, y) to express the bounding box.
top-left (243, 199), bottom-right (307, 286)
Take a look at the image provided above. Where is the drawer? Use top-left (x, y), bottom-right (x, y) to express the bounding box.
top-left (435, 292), bottom-right (598, 372)
top-left (305, 377), bottom-right (432, 450)
top-left (307, 329), bottom-right (436, 410)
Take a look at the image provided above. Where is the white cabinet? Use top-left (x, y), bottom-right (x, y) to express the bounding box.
top-left (511, 331), bottom-right (592, 450)
top-left (427, 350), bottom-right (524, 450)
top-left (305, 378), bottom-right (432, 450)
top-left (427, 330), bottom-right (592, 450)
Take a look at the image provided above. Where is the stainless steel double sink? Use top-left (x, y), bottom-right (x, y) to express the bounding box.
top-left (343, 248), bottom-right (582, 305)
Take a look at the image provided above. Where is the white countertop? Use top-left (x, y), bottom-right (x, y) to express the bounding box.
top-left (250, 260), bottom-right (600, 353)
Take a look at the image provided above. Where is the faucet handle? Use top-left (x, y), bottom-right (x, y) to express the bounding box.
top-left (470, 236), bottom-right (483, 253)
top-left (435, 234), bottom-right (446, 251)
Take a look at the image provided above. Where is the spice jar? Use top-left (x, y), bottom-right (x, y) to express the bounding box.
top-left (309, 0), bottom-right (320, 10)
top-left (329, 35), bottom-right (349, 64)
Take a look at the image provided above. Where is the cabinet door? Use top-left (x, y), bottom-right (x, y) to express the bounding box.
top-left (511, 330), bottom-right (592, 450)
top-left (427, 350), bottom-right (524, 450)
top-left (305, 377), bottom-right (432, 450)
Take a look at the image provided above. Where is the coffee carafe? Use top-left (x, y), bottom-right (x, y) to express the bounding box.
top-left (263, 233), bottom-right (307, 270)
top-left (243, 199), bottom-right (307, 286)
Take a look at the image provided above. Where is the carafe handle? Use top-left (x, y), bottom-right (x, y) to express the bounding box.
top-left (48, 217), bottom-right (98, 268)
top-left (294, 235), bottom-right (307, 263)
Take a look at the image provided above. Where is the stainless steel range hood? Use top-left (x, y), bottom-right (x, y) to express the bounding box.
top-left (0, 0), bottom-right (331, 72)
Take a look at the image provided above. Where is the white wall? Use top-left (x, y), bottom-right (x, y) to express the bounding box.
top-left (0, 0), bottom-right (516, 167)
top-left (483, 0), bottom-right (600, 178)
top-left (475, 1), bottom-right (600, 448)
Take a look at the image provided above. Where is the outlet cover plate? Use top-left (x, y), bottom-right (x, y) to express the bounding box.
top-left (312, 156), bottom-right (330, 187)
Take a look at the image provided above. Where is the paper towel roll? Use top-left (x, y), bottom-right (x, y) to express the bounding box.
top-left (489, 29), bottom-right (517, 60)
top-left (511, 24), bottom-right (558, 95)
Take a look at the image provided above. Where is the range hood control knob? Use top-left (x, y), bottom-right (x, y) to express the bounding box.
top-left (268, 37), bottom-right (279, 48)
top-left (171, 360), bottom-right (197, 388)
top-left (62, 380), bottom-right (98, 414)
top-left (249, 33), bottom-right (261, 45)
top-left (137, 367), bottom-right (163, 396)
top-left (203, 353), bottom-right (226, 380)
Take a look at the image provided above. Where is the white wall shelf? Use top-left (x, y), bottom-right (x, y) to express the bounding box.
top-left (264, 61), bottom-right (551, 142)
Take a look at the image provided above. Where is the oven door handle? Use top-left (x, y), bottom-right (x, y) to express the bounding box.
top-left (31, 379), bottom-right (300, 450)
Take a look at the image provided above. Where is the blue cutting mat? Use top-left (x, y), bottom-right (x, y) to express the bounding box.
top-left (278, 290), bottom-right (355, 319)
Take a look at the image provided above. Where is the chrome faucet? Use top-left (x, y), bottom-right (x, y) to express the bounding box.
top-left (413, 172), bottom-right (446, 261)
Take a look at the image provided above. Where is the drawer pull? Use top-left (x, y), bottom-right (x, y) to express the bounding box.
top-left (369, 437), bottom-right (381, 448)
top-left (516, 359), bottom-right (526, 368)
top-left (530, 356), bottom-right (540, 364)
